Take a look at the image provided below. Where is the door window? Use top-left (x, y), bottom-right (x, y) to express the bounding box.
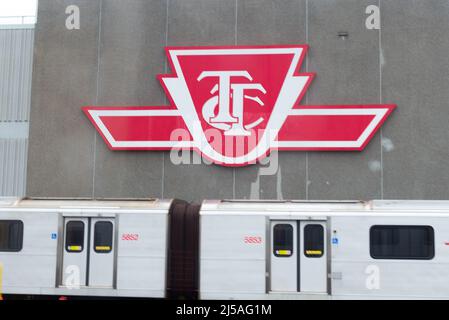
top-left (304, 224), bottom-right (324, 258)
top-left (94, 221), bottom-right (113, 253)
top-left (273, 224), bottom-right (293, 257)
top-left (65, 221), bottom-right (85, 252)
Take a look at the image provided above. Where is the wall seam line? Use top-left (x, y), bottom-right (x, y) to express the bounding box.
top-left (233, 0), bottom-right (238, 199)
top-left (305, 0), bottom-right (309, 200)
top-left (379, 0), bottom-right (384, 200)
top-left (92, 0), bottom-right (103, 199)
top-left (162, 0), bottom-right (170, 199)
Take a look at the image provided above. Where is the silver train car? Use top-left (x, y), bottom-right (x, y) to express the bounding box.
top-left (199, 200), bottom-right (448, 299)
top-left (0, 198), bottom-right (175, 298)
top-left (0, 198), bottom-right (448, 299)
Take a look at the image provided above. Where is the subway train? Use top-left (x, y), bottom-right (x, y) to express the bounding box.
top-left (0, 198), bottom-right (448, 299)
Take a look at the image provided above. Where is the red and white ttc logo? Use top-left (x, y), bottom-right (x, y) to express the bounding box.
top-left (83, 45), bottom-right (395, 167)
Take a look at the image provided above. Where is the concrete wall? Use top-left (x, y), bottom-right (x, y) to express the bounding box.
top-left (27, 0), bottom-right (449, 202)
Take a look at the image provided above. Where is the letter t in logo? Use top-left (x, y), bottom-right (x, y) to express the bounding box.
top-left (197, 71), bottom-right (253, 124)
top-left (197, 70), bottom-right (266, 136)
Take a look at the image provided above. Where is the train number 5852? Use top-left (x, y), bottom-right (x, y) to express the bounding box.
top-left (121, 233), bottom-right (139, 241)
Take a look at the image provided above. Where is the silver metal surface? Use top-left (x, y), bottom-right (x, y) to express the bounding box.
top-left (113, 213), bottom-right (119, 289)
top-left (0, 139), bottom-right (28, 196)
top-left (327, 219), bottom-right (332, 295)
top-left (270, 220), bottom-right (297, 292)
top-left (61, 217), bottom-right (89, 287)
top-left (265, 216), bottom-right (270, 293)
top-left (55, 213), bottom-right (64, 287)
top-left (299, 221), bottom-right (327, 293)
top-left (0, 27), bottom-right (34, 121)
top-left (89, 217), bottom-right (115, 287)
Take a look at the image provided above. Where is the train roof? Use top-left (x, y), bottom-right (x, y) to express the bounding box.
top-left (200, 199), bottom-right (449, 215)
top-left (0, 198), bottom-right (173, 212)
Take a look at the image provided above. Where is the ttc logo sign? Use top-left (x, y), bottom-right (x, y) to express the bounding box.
top-left (83, 45), bottom-right (395, 167)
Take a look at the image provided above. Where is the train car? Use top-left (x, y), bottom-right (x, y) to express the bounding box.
top-left (199, 200), bottom-right (449, 300)
top-left (2, 198), bottom-right (449, 300)
top-left (0, 198), bottom-right (175, 298)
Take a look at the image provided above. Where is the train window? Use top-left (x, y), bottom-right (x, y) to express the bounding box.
top-left (370, 225), bottom-right (434, 260)
top-left (304, 224), bottom-right (324, 258)
top-left (65, 221), bottom-right (85, 252)
top-left (273, 224), bottom-right (293, 257)
top-left (94, 221), bottom-right (113, 253)
top-left (0, 220), bottom-right (23, 252)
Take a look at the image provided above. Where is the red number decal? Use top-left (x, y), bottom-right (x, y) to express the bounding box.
top-left (244, 236), bottom-right (262, 244)
top-left (121, 233), bottom-right (139, 241)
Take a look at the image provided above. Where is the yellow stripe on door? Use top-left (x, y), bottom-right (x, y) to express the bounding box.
top-left (95, 246), bottom-right (111, 251)
top-left (305, 250), bottom-right (322, 255)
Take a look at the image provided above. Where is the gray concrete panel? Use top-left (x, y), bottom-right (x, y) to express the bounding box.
top-left (27, 0), bottom-right (100, 197)
top-left (307, 0), bottom-right (382, 200)
top-left (235, 152), bottom-right (307, 200)
top-left (163, 0), bottom-right (237, 202)
top-left (167, 0), bottom-right (236, 46)
top-left (382, 0), bottom-right (449, 199)
top-left (93, 0), bottom-right (167, 198)
top-left (163, 151), bottom-right (233, 203)
top-left (237, 0), bottom-right (306, 45)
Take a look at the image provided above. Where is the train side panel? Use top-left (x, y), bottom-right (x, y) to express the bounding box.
top-left (200, 214), bottom-right (267, 299)
top-left (116, 212), bottom-right (168, 298)
top-left (0, 211), bottom-right (58, 295)
top-left (331, 216), bottom-right (449, 299)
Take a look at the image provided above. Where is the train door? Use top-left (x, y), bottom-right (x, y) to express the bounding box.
top-left (270, 221), bottom-right (297, 292)
top-left (88, 218), bottom-right (115, 287)
top-left (62, 218), bottom-right (89, 287)
top-left (299, 221), bottom-right (327, 293)
top-left (270, 220), bottom-right (327, 293)
top-left (61, 217), bottom-right (115, 288)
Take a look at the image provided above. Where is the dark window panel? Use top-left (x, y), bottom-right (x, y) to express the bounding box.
top-left (94, 221), bottom-right (113, 253)
top-left (65, 221), bottom-right (85, 253)
top-left (370, 225), bottom-right (434, 260)
top-left (273, 224), bottom-right (293, 257)
top-left (0, 220), bottom-right (23, 252)
top-left (304, 224), bottom-right (324, 258)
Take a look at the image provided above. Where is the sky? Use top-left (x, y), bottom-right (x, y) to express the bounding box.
top-left (0, 0), bottom-right (38, 17)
